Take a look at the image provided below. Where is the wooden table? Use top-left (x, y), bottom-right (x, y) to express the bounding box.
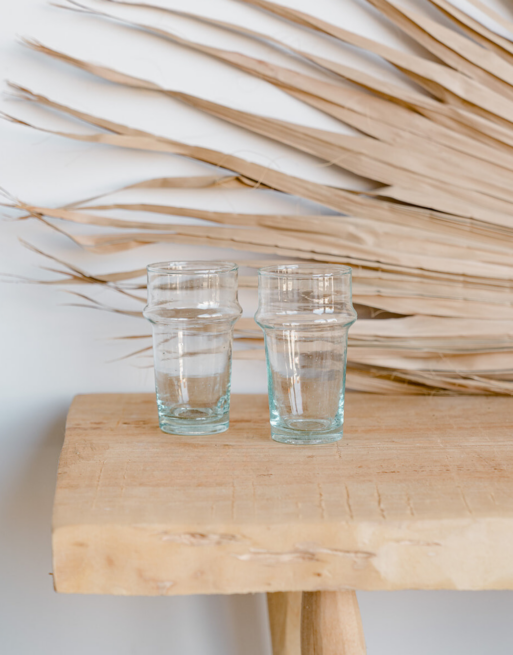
top-left (52, 393), bottom-right (513, 654)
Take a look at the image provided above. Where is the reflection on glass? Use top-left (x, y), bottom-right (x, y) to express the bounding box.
top-left (144, 262), bottom-right (242, 435)
top-left (255, 264), bottom-right (357, 445)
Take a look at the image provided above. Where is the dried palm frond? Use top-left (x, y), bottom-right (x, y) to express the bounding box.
top-left (4, 0), bottom-right (513, 393)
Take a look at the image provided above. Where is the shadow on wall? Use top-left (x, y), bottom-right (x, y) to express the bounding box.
top-left (358, 588), bottom-right (513, 655)
top-left (1, 406), bottom-right (68, 590)
top-left (0, 401), bottom-right (272, 655)
top-left (226, 593), bottom-right (273, 655)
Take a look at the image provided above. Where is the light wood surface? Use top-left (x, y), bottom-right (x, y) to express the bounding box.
top-left (53, 393), bottom-right (513, 595)
top-left (301, 591), bottom-right (366, 655)
top-left (267, 592), bottom-right (301, 655)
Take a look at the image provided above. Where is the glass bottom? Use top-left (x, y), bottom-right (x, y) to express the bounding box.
top-left (271, 418), bottom-right (343, 445)
top-left (158, 404), bottom-right (229, 435)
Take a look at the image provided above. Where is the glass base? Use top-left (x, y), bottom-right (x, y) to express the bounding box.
top-left (271, 419), bottom-right (343, 445)
top-left (158, 405), bottom-right (229, 436)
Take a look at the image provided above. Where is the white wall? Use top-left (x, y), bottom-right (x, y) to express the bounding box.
top-left (1, 0), bottom-right (512, 653)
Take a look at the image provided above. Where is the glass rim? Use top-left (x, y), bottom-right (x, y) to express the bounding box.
top-left (147, 261), bottom-right (238, 275)
top-left (258, 263), bottom-right (352, 278)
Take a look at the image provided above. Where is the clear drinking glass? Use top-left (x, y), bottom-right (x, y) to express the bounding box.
top-left (143, 262), bottom-right (242, 435)
top-left (255, 264), bottom-right (357, 445)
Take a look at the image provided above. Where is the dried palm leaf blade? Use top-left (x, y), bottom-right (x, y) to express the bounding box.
top-left (3, 0), bottom-right (513, 393)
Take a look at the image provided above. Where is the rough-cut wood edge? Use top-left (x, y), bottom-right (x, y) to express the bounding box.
top-left (301, 591), bottom-right (366, 655)
top-left (52, 517), bottom-right (513, 595)
top-left (52, 394), bottom-right (513, 595)
top-left (267, 592), bottom-right (302, 655)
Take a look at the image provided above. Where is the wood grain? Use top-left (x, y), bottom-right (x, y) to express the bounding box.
top-left (53, 393), bottom-right (513, 595)
top-left (301, 591), bottom-right (366, 655)
top-left (267, 592), bottom-right (301, 655)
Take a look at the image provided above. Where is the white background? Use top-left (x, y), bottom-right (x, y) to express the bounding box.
top-left (1, 0), bottom-right (513, 653)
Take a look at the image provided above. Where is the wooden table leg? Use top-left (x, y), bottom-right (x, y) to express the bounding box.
top-left (267, 592), bottom-right (302, 655)
top-left (301, 591), bottom-right (366, 655)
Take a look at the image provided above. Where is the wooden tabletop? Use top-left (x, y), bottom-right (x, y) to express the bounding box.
top-left (53, 393), bottom-right (513, 596)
